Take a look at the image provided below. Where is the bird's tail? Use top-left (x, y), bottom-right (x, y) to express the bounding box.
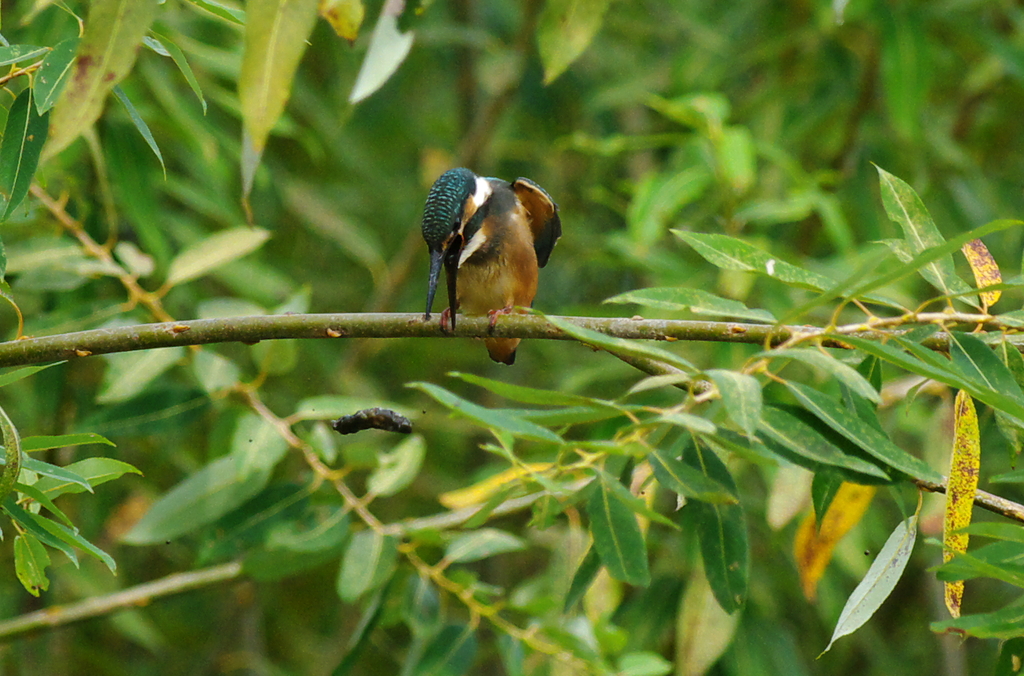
top-left (485, 337), bottom-right (519, 365)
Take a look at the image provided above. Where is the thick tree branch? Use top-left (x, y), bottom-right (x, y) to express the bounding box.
top-left (0, 312), bottom-right (1018, 369)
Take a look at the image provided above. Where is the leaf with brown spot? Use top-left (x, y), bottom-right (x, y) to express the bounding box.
top-left (943, 390), bottom-right (980, 618)
top-left (794, 482), bottom-right (876, 600)
top-left (961, 238), bottom-right (1002, 310)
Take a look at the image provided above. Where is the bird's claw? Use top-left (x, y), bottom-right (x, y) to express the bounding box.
top-left (439, 307), bottom-right (453, 334)
top-left (486, 307), bottom-right (514, 335)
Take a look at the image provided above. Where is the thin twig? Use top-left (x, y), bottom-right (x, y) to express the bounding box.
top-left (914, 478), bottom-right (1024, 524)
top-left (0, 561), bottom-right (243, 641)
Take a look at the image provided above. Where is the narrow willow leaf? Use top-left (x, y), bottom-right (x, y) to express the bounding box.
top-left (21, 457), bottom-right (92, 492)
top-left (186, 0), bottom-right (245, 24)
top-left (319, 0), bottom-right (364, 41)
top-left (444, 528), bottom-right (526, 564)
top-left (683, 441), bottom-right (748, 612)
top-left (606, 286), bottom-right (775, 323)
top-left (758, 406), bottom-right (890, 480)
top-left (821, 511), bottom-right (918, 653)
top-left (0, 45), bottom-right (49, 67)
top-left (948, 332), bottom-right (1024, 406)
top-left (348, 0), bottom-right (414, 103)
top-left (337, 530), bottom-right (399, 602)
top-left (675, 566), bottom-right (738, 676)
top-left (785, 381), bottom-right (941, 482)
top-left (811, 471), bottom-right (844, 521)
top-left (332, 584), bottom-right (389, 675)
top-left (536, 0), bottom-right (611, 84)
top-left (43, 0), bottom-right (159, 160)
top-left (4, 500), bottom-right (78, 564)
top-left (367, 434), bottom-right (425, 497)
top-left (0, 363), bottom-right (63, 389)
top-left (0, 87), bottom-right (49, 221)
top-left (410, 383), bottom-right (562, 444)
top-left (121, 455), bottom-right (272, 544)
top-left (875, 166), bottom-right (975, 303)
top-left (34, 38), bottom-right (78, 115)
top-left (438, 463), bottom-right (550, 510)
top-left (230, 412), bottom-right (289, 478)
top-left (794, 482), bottom-right (876, 600)
top-left (587, 477), bottom-right (650, 586)
top-left (21, 432), bottom-right (114, 453)
top-left (648, 448), bottom-right (736, 504)
top-left (146, 33), bottom-right (207, 113)
top-left (112, 86), bottom-right (165, 176)
top-left (995, 341), bottom-right (1024, 458)
top-left (944, 391), bottom-right (980, 618)
top-left (933, 602), bottom-right (1024, 640)
top-left (415, 624), bottom-right (478, 676)
top-left (449, 371), bottom-right (620, 409)
top-left (958, 522), bottom-right (1024, 544)
top-left (564, 545), bottom-right (601, 612)
top-left (239, 0), bottom-right (318, 194)
top-left (14, 533), bottom-right (50, 596)
top-left (934, 543), bottom-right (1024, 587)
top-left (627, 168), bottom-right (713, 249)
top-left (34, 457), bottom-right (140, 498)
top-left (961, 238), bottom-right (1002, 309)
top-left (618, 652), bottom-right (673, 676)
top-left (166, 227), bottom-right (271, 287)
top-left (597, 467), bottom-right (677, 529)
top-left (674, 230), bottom-right (835, 291)
top-left (705, 369), bottom-right (761, 436)
top-left (33, 515), bottom-right (117, 572)
top-left (716, 126), bottom-right (755, 194)
top-left (543, 313), bottom-right (697, 373)
top-left (98, 347), bottom-right (185, 404)
top-left (757, 348), bottom-right (880, 404)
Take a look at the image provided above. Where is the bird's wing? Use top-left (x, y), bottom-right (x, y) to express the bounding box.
top-left (512, 178), bottom-right (562, 268)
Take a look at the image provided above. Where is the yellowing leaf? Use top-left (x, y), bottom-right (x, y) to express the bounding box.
top-left (794, 482), bottom-right (876, 600)
top-left (319, 0), bottom-right (364, 42)
top-left (43, 0), bottom-right (159, 161)
top-left (943, 390), bottom-right (980, 618)
top-left (961, 238), bottom-right (1002, 310)
top-left (438, 463), bottom-right (552, 510)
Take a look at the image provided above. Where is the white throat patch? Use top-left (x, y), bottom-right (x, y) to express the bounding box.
top-left (470, 177), bottom-right (492, 211)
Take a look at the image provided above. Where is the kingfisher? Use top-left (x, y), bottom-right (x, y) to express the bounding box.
top-left (421, 167), bottom-right (562, 365)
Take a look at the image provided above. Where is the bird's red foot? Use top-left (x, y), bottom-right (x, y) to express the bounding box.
top-left (439, 307), bottom-right (453, 334)
top-left (487, 307), bottom-right (514, 335)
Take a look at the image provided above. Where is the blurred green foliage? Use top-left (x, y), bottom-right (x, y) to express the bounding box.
top-left (0, 0), bottom-right (1023, 675)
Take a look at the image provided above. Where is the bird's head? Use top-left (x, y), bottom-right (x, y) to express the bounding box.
top-left (421, 167), bottom-right (491, 319)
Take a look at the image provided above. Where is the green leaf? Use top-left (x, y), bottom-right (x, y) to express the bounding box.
top-left (784, 381), bottom-right (941, 482)
top-left (166, 227), bottom-right (271, 287)
top-left (366, 434), bottom-right (425, 497)
top-left (230, 412), bottom-right (289, 478)
top-left (348, 0), bottom-right (414, 103)
top-left (648, 448), bottom-right (737, 504)
top-left (4, 500), bottom-right (78, 564)
top-left (821, 513), bottom-right (918, 654)
top-left (15, 482), bottom-right (75, 528)
top-left (449, 371), bottom-right (620, 409)
top-left (716, 126), bottom-right (755, 194)
top-left (932, 600), bottom-right (1024, 640)
top-left (98, 346), bottom-right (186, 404)
top-left (536, 0), bottom-right (611, 84)
top-left (934, 542), bottom-right (1024, 587)
top-left (14, 533), bottom-right (50, 596)
top-left (757, 406), bottom-right (890, 480)
top-left (0, 45), bottom-right (49, 67)
top-left (112, 86), bottom-right (164, 176)
top-left (192, 350), bottom-right (242, 394)
top-left (413, 624), bottom-right (478, 676)
top-left (705, 369), bottom-right (762, 436)
top-left (587, 476), bottom-right (650, 586)
top-left (0, 363), bottom-right (64, 389)
top-left (618, 651), bottom-right (673, 676)
top-left (409, 382), bottom-right (562, 444)
top-left (33, 38), bottom-right (78, 115)
top-left (957, 522), bottom-right (1024, 544)
top-left (564, 545), bottom-right (601, 612)
top-left (625, 168), bottom-right (713, 249)
top-left (757, 348), bottom-right (880, 404)
top-left (239, 0), bottom-right (319, 194)
top-left (606, 286), bottom-right (775, 323)
top-left (266, 507), bottom-right (350, 552)
top-left (674, 231), bottom-right (835, 291)
top-left (145, 33), bottom-right (207, 113)
top-left (21, 432), bottom-right (115, 453)
top-left (0, 87), bottom-right (49, 221)
top-left (543, 313), bottom-right (697, 373)
top-left (35, 457), bottom-right (140, 497)
top-left (43, 0), bottom-right (159, 160)
top-left (31, 513), bottom-right (117, 572)
top-left (875, 166), bottom-right (974, 303)
top-left (332, 584), bottom-right (389, 676)
top-left (121, 455), bottom-right (272, 544)
top-left (185, 0), bottom-right (245, 24)
top-left (682, 441), bottom-right (748, 612)
top-left (21, 457), bottom-right (93, 492)
top-left (948, 332), bottom-right (1024, 404)
top-left (337, 530), bottom-right (399, 602)
top-left (656, 411), bottom-right (716, 435)
top-left (402, 575), bottom-right (442, 637)
top-left (811, 471), bottom-right (844, 520)
top-left (444, 528), bottom-right (526, 563)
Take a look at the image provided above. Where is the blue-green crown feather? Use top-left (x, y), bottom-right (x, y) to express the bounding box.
top-left (421, 168), bottom-right (476, 250)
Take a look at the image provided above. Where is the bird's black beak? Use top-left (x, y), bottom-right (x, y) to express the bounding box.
top-left (425, 246), bottom-right (446, 320)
